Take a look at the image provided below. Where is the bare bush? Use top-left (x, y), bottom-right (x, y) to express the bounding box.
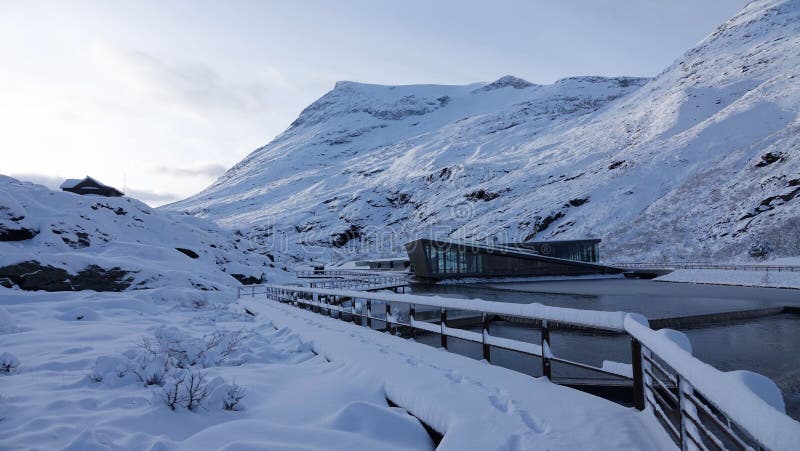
top-left (161, 372), bottom-right (188, 411)
top-left (183, 371), bottom-right (209, 411)
top-left (159, 370), bottom-right (208, 411)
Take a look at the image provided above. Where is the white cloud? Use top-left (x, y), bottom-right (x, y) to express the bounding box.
top-left (155, 163), bottom-right (227, 178)
top-left (92, 43), bottom-right (277, 120)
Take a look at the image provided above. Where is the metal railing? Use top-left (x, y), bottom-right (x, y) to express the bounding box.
top-left (613, 262), bottom-right (800, 272)
top-left (295, 269), bottom-right (403, 278)
top-left (239, 284), bottom-right (800, 450)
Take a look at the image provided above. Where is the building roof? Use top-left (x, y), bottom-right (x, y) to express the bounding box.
top-left (59, 178), bottom-right (83, 189)
top-left (60, 176), bottom-right (119, 192)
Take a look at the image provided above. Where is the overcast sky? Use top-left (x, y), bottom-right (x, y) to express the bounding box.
top-left (1, 0), bottom-right (748, 206)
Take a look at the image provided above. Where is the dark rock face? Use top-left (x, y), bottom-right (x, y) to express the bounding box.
top-left (0, 226), bottom-right (38, 241)
top-left (466, 189), bottom-right (500, 202)
top-left (0, 261), bottom-right (134, 292)
top-left (330, 224), bottom-right (362, 248)
top-left (231, 274), bottom-right (263, 285)
top-left (755, 152), bottom-right (784, 167)
top-left (176, 248), bottom-right (200, 259)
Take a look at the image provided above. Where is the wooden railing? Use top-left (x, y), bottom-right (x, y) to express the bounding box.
top-left (613, 262), bottom-right (800, 272)
top-left (239, 284), bottom-right (800, 450)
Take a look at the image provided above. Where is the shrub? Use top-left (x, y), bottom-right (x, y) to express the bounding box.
top-left (223, 381), bottom-right (246, 411)
top-left (0, 353), bottom-right (20, 374)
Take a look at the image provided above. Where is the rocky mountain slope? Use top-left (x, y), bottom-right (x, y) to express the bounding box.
top-left (166, 0), bottom-right (800, 264)
top-left (0, 176), bottom-right (282, 291)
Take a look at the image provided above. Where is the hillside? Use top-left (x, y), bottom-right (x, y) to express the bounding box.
top-left (165, 0), bottom-right (800, 264)
top-left (0, 175), bottom-right (283, 292)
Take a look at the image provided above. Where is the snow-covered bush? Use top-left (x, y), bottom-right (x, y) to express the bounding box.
top-left (0, 352), bottom-right (20, 374)
top-left (223, 381), bottom-right (246, 411)
top-left (127, 326), bottom-right (241, 376)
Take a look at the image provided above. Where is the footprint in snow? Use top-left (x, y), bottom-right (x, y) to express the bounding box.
top-left (488, 394), bottom-right (511, 413)
top-left (405, 357), bottom-right (418, 366)
top-left (445, 370), bottom-right (465, 384)
top-left (518, 410), bottom-right (550, 434)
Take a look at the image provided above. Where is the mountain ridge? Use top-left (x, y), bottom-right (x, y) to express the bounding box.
top-left (165, 0), bottom-right (800, 264)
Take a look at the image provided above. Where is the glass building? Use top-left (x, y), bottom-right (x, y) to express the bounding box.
top-left (404, 238), bottom-right (621, 280)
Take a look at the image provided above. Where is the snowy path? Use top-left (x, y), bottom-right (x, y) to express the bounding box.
top-left (241, 298), bottom-right (675, 450)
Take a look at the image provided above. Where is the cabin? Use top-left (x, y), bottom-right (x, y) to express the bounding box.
top-left (60, 176), bottom-right (123, 197)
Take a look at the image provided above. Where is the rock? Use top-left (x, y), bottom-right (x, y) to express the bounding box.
top-left (231, 274), bottom-right (263, 285)
top-left (568, 197), bottom-right (588, 207)
top-left (175, 248), bottom-right (200, 259)
top-left (0, 226), bottom-right (38, 241)
top-left (0, 261), bottom-right (134, 292)
top-left (330, 224), bottom-right (362, 248)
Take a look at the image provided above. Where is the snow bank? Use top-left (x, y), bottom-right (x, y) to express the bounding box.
top-left (656, 268), bottom-right (800, 289)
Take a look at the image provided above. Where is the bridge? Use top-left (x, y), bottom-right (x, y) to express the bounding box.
top-left (239, 279), bottom-right (799, 450)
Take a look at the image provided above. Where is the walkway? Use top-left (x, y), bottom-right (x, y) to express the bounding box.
top-left (239, 297), bottom-right (674, 450)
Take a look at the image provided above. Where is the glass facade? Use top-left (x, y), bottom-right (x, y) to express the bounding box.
top-left (406, 238), bottom-right (620, 280)
top-left (508, 240), bottom-right (600, 263)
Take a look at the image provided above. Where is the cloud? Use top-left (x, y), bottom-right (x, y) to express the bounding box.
top-left (124, 187), bottom-right (182, 205)
top-left (93, 43), bottom-right (273, 119)
top-left (155, 163), bottom-right (227, 178)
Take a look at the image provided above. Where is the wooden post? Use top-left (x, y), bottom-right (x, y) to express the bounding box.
top-left (367, 300), bottom-right (372, 328)
top-left (386, 303), bottom-right (392, 334)
top-left (677, 374), bottom-right (687, 450)
top-left (631, 338), bottom-right (645, 410)
top-left (409, 304), bottom-right (416, 340)
top-left (440, 308), bottom-right (448, 349)
top-left (482, 313), bottom-right (491, 362)
top-left (541, 320), bottom-right (552, 380)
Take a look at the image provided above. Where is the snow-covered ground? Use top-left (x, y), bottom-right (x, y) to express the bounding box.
top-left (166, 0), bottom-right (800, 265)
top-left (0, 285), bottom-right (679, 450)
top-left (0, 288), bottom-right (436, 450)
top-left (657, 268), bottom-right (800, 289)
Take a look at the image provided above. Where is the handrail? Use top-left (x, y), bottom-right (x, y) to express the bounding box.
top-left (296, 269), bottom-right (403, 278)
top-left (262, 284), bottom-right (630, 331)
top-left (612, 262), bottom-right (800, 272)
top-left (242, 283), bottom-right (800, 450)
top-left (625, 316), bottom-right (800, 450)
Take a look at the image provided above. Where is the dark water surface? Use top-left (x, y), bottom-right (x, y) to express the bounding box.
top-left (407, 279), bottom-right (800, 420)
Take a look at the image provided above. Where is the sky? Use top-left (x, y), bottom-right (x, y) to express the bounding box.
top-left (1, 0), bottom-right (749, 206)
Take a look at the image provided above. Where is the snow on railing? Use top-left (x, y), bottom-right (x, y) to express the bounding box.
top-left (242, 283), bottom-right (800, 450)
top-left (613, 262), bottom-right (800, 272)
top-left (625, 316), bottom-right (800, 451)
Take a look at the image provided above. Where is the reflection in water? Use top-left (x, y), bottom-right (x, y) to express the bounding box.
top-left (407, 279), bottom-right (800, 420)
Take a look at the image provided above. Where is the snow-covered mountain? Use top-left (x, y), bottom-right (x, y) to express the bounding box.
top-left (0, 176), bottom-right (283, 291)
top-left (166, 0), bottom-right (800, 264)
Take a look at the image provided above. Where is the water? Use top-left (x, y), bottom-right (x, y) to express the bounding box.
top-left (406, 279), bottom-right (800, 420)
